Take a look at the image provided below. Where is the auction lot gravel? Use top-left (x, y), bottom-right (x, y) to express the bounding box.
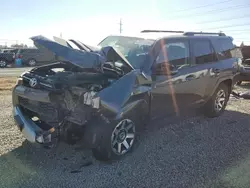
top-left (1, 85), bottom-right (250, 188)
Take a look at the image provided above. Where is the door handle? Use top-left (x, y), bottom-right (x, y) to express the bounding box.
top-left (185, 75), bottom-right (196, 81)
top-left (212, 68), bottom-right (221, 74)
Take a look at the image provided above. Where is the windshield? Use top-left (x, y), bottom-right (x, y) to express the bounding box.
top-left (98, 35), bottom-right (155, 69)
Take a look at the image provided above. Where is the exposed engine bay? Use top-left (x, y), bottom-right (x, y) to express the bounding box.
top-left (19, 57), bottom-right (129, 120)
top-left (15, 45), bottom-right (138, 145)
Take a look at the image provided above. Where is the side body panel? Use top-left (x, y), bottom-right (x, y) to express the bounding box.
top-left (96, 70), bottom-right (151, 121)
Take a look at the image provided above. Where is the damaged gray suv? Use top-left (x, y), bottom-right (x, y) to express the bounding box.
top-left (12, 31), bottom-right (240, 161)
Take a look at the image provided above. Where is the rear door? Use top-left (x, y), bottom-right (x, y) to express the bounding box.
top-left (190, 38), bottom-right (223, 101)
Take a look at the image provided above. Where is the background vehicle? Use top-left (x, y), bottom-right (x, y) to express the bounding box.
top-left (0, 48), bottom-right (18, 53)
top-left (12, 31), bottom-right (239, 161)
top-left (15, 48), bottom-right (58, 66)
top-left (233, 46), bottom-right (250, 85)
top-left (0, 50), bottom-right (16, 68)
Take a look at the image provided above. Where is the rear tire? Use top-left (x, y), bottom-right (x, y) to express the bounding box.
top-left (203, 83), bottom-right (229, 118)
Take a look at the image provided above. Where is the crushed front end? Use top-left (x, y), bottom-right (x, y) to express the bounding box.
top-left (12, 66), bottom-right (105, 147)
top-left (12, 35), bottom-right (149, 151)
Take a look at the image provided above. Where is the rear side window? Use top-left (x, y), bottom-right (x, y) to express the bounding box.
top-left (192, 40), bottom-right (216, 64)
top-left (212, 38), bottom-right (235, 60)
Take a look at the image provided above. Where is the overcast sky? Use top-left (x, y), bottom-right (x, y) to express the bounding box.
top-left (1, 0), bottom-right (250, 46)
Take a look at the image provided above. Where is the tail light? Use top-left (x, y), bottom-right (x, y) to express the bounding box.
top-left (17, 54), bottom-right (22, 58)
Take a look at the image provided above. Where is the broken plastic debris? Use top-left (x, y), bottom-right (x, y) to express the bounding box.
top-left (83, 91), bottom-right (100, 108)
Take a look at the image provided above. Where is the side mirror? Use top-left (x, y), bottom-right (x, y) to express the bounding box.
top-left (153, 62), bottom-right (178, 75)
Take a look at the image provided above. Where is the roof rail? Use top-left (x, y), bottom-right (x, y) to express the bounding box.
top-left (141, 30), bottom-right (184, 33)
top-left (183, 32), bottom-right (226, 36)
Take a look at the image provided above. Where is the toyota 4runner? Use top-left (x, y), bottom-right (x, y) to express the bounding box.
top-left (12, 31), bottom-right (240, 161)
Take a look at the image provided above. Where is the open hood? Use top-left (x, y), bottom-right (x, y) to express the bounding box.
top-left (53, 36), bottom-right (98, 52)
top-left (53, 36), bottom-right (72, 48)
top-left (30, 35), bottom-right (135, 71)
top-left (30, 35), bottom-right (105, 70)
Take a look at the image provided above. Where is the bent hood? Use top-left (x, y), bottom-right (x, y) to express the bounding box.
top-left (30, 35), bottom-right (105, 70)
top-left (30, 35), bottom-right (135, 71)
top-left (53, 36), bottom-right (72, 48)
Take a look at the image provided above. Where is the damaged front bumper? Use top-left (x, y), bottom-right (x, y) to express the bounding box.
top-left (13, 106), bottom-right (54, 144)
top-left (12, 84), bottom-right (101, 145)
top-left (12, 85), bottom-right (58, 144)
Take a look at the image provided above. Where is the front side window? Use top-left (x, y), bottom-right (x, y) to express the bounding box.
top-left (193, 40), bottom-right (216, 64)
top-left (156, 40), bottom-right (190, 69)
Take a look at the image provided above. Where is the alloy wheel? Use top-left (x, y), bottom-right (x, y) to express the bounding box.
top-left (214, 89), bottom-right (226, 112)
top-left (29, 60), bottom-right (36, 66)
top-left (111, 119), bottom-right (135, 155)
top-left (0, 60), bottom-right (6, 67)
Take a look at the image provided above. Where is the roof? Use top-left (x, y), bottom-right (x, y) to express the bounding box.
top-left (159, 35), bottom-right (232, 40)
top-left (107, 32), bottom-right (233, 43)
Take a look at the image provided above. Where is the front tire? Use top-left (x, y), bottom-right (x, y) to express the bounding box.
top-left (203, 83), bottom-right (229, 118)
top-left (92, 118), bottom-right (137, 161)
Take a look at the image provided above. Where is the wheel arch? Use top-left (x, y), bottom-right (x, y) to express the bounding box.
top-left (211, 78), bottom-right (233, 97)
top-left (221, 79), bottom-right (233, 94)
top-left (115, 96), bottom-right (150, 121)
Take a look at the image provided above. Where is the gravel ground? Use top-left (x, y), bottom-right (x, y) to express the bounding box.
top-left (1, 84), bottom-right (250, 188)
